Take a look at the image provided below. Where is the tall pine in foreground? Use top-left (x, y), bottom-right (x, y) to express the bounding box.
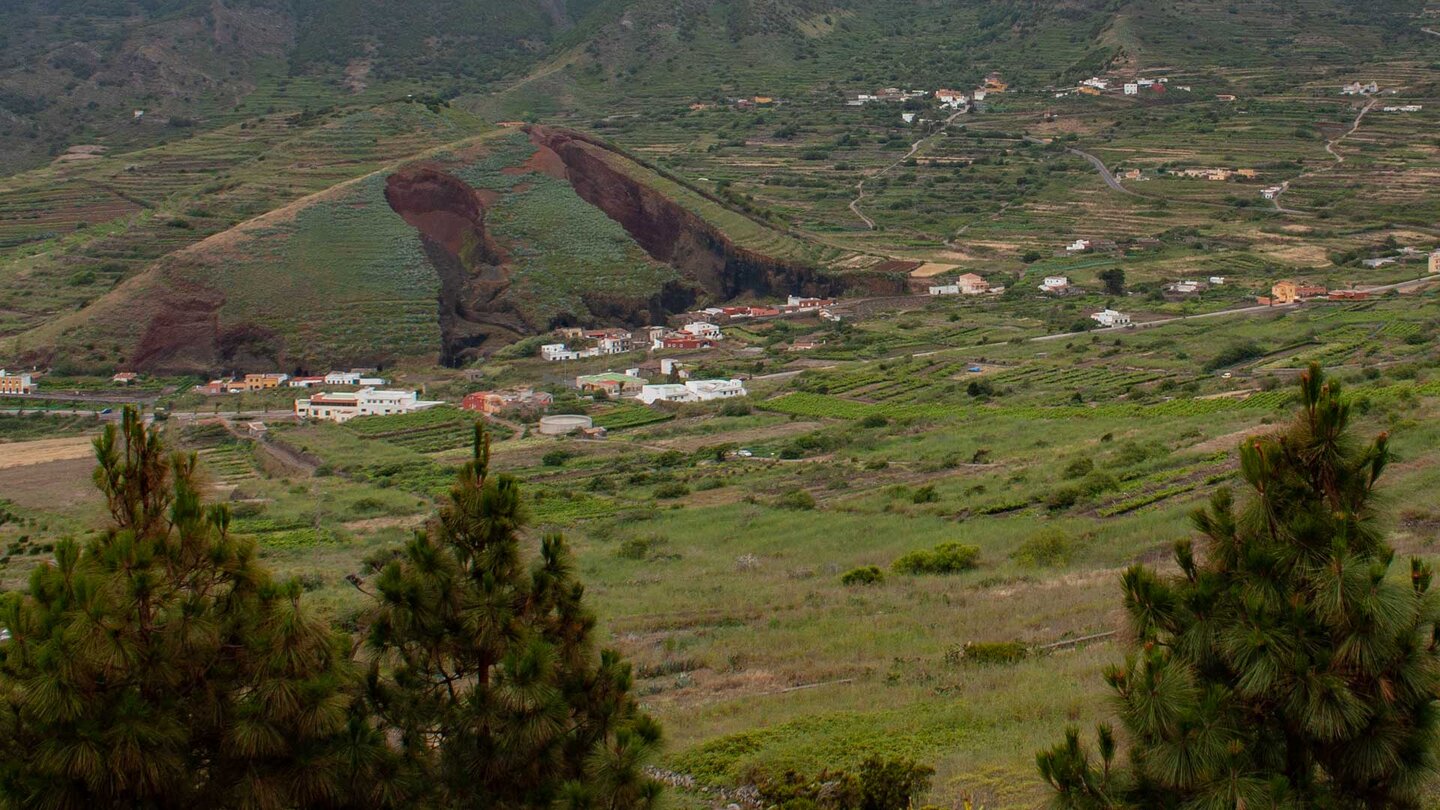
top-left (362, 426), bottom-right (661, 809)
top-left (0, 409), bottom-right (371, 809)
top-left (1039, 364), bottom-right (1440, 808)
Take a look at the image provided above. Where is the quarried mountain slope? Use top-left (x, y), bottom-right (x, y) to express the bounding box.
top-left (6, 126), bottom-right (888, 373)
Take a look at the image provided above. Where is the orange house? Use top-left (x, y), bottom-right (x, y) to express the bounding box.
top-left (1270, 280), bottom-right (1299, 305)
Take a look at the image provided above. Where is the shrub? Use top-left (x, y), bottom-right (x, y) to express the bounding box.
top-left (858, 757), bottom-right (935, 810)
top-left (542, 449), bottom-right (572, 467)
top-left (617, 534), bottom-right (666, 560)
top-left (1063, 457), bottom-right (1094, 479)
top-left (963, 640), bottom-right (1028, 665)
top-left (840, 566), bottom-right (884, 586)
top-left (892, 542), bottom-right (980, 575)
top-left (1011, 528), bottom-right (1075, 568)
top-left (1045, 486), bottom-right (1082, 510)
top-left (718, 399), bottom-right (752, 416)
top-left (910, 484), bottom-right (938, 504)
top-left (653, 482), bottom-right (690, 500)
top-left (775, 489), bottom-right (816, 510)
top-left (859, 413), bottom-right (889, 428)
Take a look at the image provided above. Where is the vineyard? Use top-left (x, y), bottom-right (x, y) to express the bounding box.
top-left (592, 404), bottom-right (675, 431)
top-left (344, 406), bottom-right (505, 453)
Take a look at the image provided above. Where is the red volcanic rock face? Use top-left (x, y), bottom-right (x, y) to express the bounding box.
top-left (384, 166), bottom-right (505, 267)
top-left (525, 125), bottom-right (855, 301)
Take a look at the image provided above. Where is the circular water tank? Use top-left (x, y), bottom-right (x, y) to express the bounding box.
top-left (538, 414), bottom-right (593, 436)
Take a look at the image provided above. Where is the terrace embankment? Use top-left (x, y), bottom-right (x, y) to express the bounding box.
top-left (383, 167), bottom-right (527, 366)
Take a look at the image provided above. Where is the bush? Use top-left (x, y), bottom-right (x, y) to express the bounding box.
top-left (910, 484), bottom-right (938, 504)
top-left (859, 413), bottom-right (889, 428)
top-left (755, 756), bottom-right (931, 810)
top-left (718, 399), bottom-right (752, 417)
top-left (653, 482), bottom-right (690, 500)
top-left (1011, 528), bottom-right (1075, 568)
top-left (542, 449), bottom-right (572, 467)
top-left (617, 534), bottom-right (666, 560)
top-left (1045, 486), bottom-right (1082, 510)
top-left (1062, 457), bottom-right (1094, 479)
top-left (962, 640), bottom-right (1028, 665)
top-left (1205, 340), bottom-right (1264, 371)
top-left (892, 542), bottom-right (980, 575)
top-left (775, 489), bottom-right (816, 510)
top-left (840, 566), bottom-right (884, 586)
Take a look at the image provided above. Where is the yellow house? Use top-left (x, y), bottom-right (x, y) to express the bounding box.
top-left (1271, 280), bottom-right (1299, 305)
top-left (753, 96), bottom-right (774, 105)
top-left (1077, 86), bottom-right (1102, 96)
top-left (242, 373), bottom-right (288, 390)
top-left (1235, 168), bottom-right (1258, 179)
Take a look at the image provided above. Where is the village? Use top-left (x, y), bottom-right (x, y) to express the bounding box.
top-left (5, 246), bottom-right (1436, 441)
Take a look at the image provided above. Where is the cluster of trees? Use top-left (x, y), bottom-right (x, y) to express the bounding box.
top-left (0, 412), bottom-right (659, 809)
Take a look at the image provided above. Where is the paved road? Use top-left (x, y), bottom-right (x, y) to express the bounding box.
top-left (1032, 274), bottom-right (1438, 342)
top-left (1067, 147), bottom-right (1137, 195)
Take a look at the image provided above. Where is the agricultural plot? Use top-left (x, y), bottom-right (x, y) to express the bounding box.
top-left (592, 404), bottom-right (676, 431)
top-left (344, 406), bottom-right (502, 453)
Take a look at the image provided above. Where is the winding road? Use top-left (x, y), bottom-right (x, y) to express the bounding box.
top-left (1271, 98), bottom-right (1376, 214)
top-left (1067, 147), bottom-right (1137, 195)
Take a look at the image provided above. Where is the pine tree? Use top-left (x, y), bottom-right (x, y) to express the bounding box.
top-left (0, 408), bottom-right (373, 809)
top-left (362, 425), bottom-right (662, 809)
top-left (1038, 364), bottom-right (1440, 808)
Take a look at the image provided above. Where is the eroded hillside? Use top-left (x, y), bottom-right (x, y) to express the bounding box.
top-left (5, 127), bottom-right (877, 373)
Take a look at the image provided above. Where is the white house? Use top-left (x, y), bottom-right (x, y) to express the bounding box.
top-left (1039, 276), bottom-right (1070, 293)
top-left (541, 343), bottom-right (600, 361)
top-left (638, 379), bottom-right (747, 405)
top-left (1091, 309), bottom-right (1132, 328)
top-left (322, 371), bottom-right (383, 386)
top-left (1123, 83), bottom-right (1139, 95)
top-left (901, 112), bottom-right (916, 124)
top-left (682, 321), bottom-right (723, 340)
top-left (972, 90), bottom-right (987, 101)
top-left (1081, 77), bottom-right (1109, 90)
top-left (1066, 239), bottom-right (1091, 253)
top-left (1261, 186), bottom-right (1284, 199)
top-left (1209, 276), bottom-right (1226, 286)
top-left (294, 388), bottom-right (442, 424)
top-left (929, 284), bottom-right (960, 296)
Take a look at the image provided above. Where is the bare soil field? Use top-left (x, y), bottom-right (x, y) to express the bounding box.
top-left (0, 456), bottom-right (98, 510)
top-left (0, 436), bottom-right (94, 469)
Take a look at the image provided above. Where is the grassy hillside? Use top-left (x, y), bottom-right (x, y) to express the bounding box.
top-left (5, 124), bottom-right (859, 372)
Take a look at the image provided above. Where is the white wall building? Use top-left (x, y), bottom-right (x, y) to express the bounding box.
top-left (682, 321), bottom-right (723, 340)
top-left (294, 388), bottom-right (442, 423)
top-left (1039, 276), bottom-right (1070, 293)
top-left (0, 370), bottom-right (36, 395)
top-left (1066, 239), bottom-right (1091, 253)
top-left (1123, 83), bottom-right (1139, 95)
top-left (541, 343), bottom-right (601, 362)
top-left (929, 284), bottom-right (960, 296)
top-left (1091, 309), bottom-right (1132, 328)
top-left (638, 379), bottom-right (747, 405)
